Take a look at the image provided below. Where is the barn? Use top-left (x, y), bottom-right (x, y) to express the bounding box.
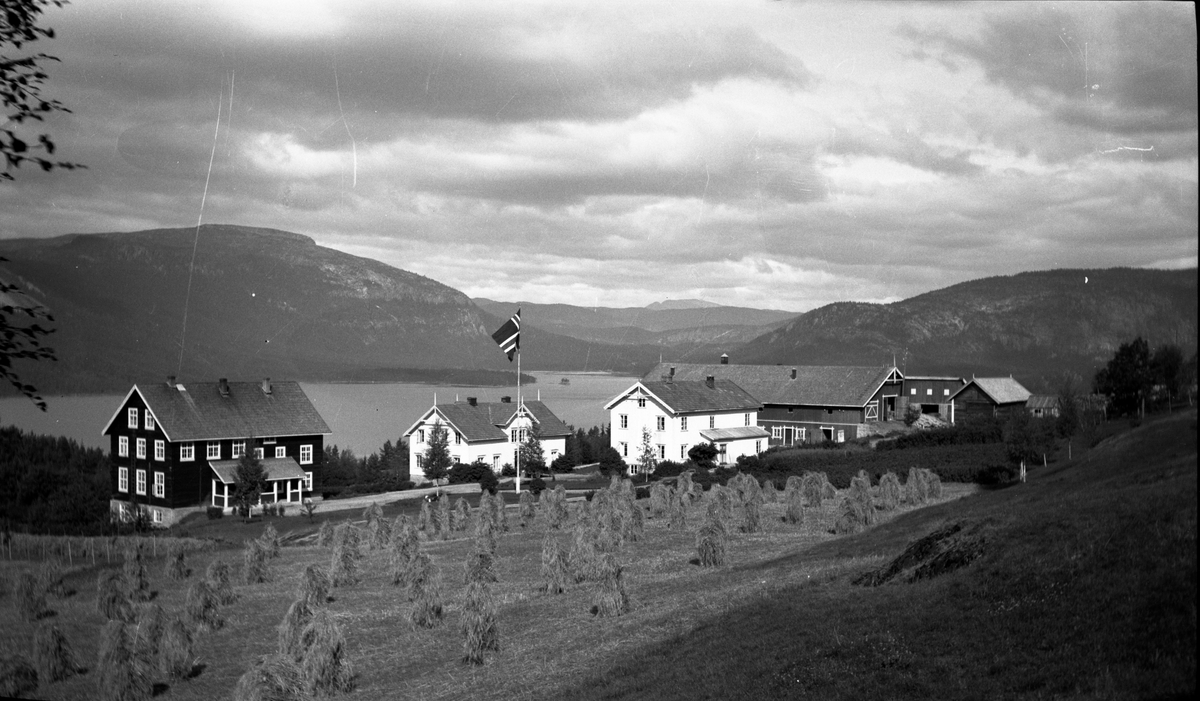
top-left (949, 377), bottom-right (1033, 422)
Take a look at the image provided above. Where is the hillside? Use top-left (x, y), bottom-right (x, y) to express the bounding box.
top-left (0, 226), bottom-right (663, 393)
top-left (734, 268), bottom-right (1198, 389)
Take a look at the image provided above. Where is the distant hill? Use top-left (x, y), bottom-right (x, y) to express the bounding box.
top-left (0, 226), bottom-right (666, 394)
top-left (645, 299), bottom-right (721, 310)
top-left (732, 268), bottom-right (1198, 391)
top-left (472, 299), bottom-right (796, 335)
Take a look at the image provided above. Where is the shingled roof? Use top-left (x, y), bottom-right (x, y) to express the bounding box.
top-left (605, 380), bottom-right (762, 414)
top-left (952, 377), bottom-right (1032, 405)
top-left (406, 399), bottom-right (572, 443)
top-left (103, 380), bottom-right (331, 442)
top-left (644, 363), bottom-right (899, 408)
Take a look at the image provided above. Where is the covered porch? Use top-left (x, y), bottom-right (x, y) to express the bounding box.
top-left (209, 457), bottom-right (309, 509)
top-left (700, 425), bottom-right (771, 464)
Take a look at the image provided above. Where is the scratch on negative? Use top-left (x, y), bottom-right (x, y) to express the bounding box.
top-left (333, 61), bottom-right (358, 188)
top-left (1099, 145), bottom-right (1154, 155)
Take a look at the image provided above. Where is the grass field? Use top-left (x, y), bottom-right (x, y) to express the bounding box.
top-left (2, 410), bottom-right (1195, 700)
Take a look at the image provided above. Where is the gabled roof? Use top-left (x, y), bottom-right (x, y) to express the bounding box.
top-left (951, 377), bottom-right (1032, 405)
top-left (644, 363), bottom-right (900, 408)
top-left (605, 380), bottom-right (762, 414)
top-left (404, 399), bottom-right (572, 443)
top-left (101, 381), bottom-right (330, 442)
top-left (1025, 395), bottom-right (1059, 410)
top-left (210, 457), bottom-right (308, 484)
top-left (700, 426), bottom-right (770, 442)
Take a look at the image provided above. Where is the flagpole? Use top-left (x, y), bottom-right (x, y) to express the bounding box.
top-left (515, 347), bottom-right (522, 495)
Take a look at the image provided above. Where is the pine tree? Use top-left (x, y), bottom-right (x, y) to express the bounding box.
top-left (422, 420), bottom-right (452, 486)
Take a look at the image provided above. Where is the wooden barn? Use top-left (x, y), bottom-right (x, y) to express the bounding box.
top-left (901, 375), bottom-right (966, 421)
top-left (949, 377), bottom-right (1032, 422)
top-left (644, 360), bottom-right (904, 445)
top-left (102, 377), bottom-right (331, 527)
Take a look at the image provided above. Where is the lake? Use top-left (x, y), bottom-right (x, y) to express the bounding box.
top-left (0, 371), bottom-right (638, 457)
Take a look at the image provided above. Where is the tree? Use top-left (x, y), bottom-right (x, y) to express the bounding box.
top-left (422, 419), bottom-right (452, 486)
top-left (519, 422), bottom-right (546, 479)
top-left (1055, 379), bottom-right (1081, 439)
top-left (635, 425), bottom-right (656, 480)
top-left (231, 448), bottom-right (267, 520)
top-left (0, 264), bottom-right (56, 410)
top-left (687, 442), bottom-right (718, 469)
top-left (1003, 410), bottom-right (1054, 466)
top-left (1151, 344), bottom-right (1185, 407)
top-left (596, 446), bottom-right (625, 477)
top-left (1094, 337), bottom-right (1153, 417)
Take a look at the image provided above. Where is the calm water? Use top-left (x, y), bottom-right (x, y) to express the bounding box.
top-left (0, 372), bottom-right (637, 457)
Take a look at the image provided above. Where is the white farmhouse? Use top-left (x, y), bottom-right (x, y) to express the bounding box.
top-left (605, 376), bottom-right (767, 472)
top-left (404, 397), bottom-right (570, 481)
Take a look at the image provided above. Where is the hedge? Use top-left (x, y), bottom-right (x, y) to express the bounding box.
top-left (737, 443), bottom-right (1010, 488)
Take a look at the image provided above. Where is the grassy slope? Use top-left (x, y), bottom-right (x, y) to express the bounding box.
top-left (1, 412), bottom-right (1193, 700)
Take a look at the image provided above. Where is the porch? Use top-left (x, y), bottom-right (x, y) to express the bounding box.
top-left (209, 457), bottom-right (310, 509)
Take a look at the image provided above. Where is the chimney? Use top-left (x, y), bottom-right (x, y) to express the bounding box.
top-left (218, 378), bottom-right (230, 397)
top-left (500, 396), bottom-right (512, 403)
top-left (166, 375), bottom-right (176, 387)
top-left (261, 377), bottom-right (272, 395)
top-left (669, 366), bottom-right (676, 377)
top-left (790, 367), bottom-right (796, 380)
top-left (720, 353), bottom-right (729, 365)
top-left (705, 375), bottom-right (715, 389)
top-left (467, 397), bottom-right (477, 406)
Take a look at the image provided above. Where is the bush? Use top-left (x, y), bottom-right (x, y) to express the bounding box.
top-left (903, 404), bottom-right (921, 426)
top-left (479, 469), bottom-right (499, 495)
top-left (549, 454), bottom-right (574, 473)
top-left (447, 461), bottom-right (495, 486)
top-left (33, 622), bottom-right (75, 683)
top-left (206, 506), bottom-right (225, 520)
top-left (0, 656), bottom-right (38, 698)
top-left (528, 475), bottom-right (546, 495)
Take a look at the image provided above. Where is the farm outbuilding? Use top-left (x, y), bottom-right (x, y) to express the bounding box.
top-left (949, 377), bottom-right (1032, 423)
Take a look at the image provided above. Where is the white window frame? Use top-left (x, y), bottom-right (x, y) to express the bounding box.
top-left (745, 413), bottom-right (751, 426)
top-left (637, 398), bottom-right (646, 408)
top-left (709, 415), bottom-right (715, 429)
top-left (180, 442), bottom-right (194, 461)
top-left (135, 469), bottom-right (146, 496)
top-left (656, 416), bottom-right (665, 431)
top-left (418, 429), bottom-right (425, 443)
top-left (620, 442), bottom-right (628, 457)
top-left (118, 436), bottom-right (129, 457)
top-left (493, 454), bottom-right (501, 469)
top-left (910, 388), bottom-right (917, 395)
top-left (275, 446), bottom-right (286, 459)
top-left (927, 389), bottom-right (933, 396)
top-left (944, 389), bottom-right (951, 397)
top-left (136, 438), bottom-right (146, 459)
top-left (415, 455), bottom-right (424, 468)
top-left (755, 440), bottom-right (762, 453)
top-left (771, 426), bottom-right (783, 440)
top-left (657, 444), bottom-right (665, 459)
top-left (681, 445), bottom-right (687, 459)
top-left (680, 416), bottom-right (687, 431)
top-left (510, 429), bottom-right (518, 443)
top-left (304, 471), bottom-right (313, 491)
top-left (154, 439), bottom-right (165, 461)
top-left (254, 447), bottom-right (264, 460)
top-left (153, 471), bottom-right (165, 498)
top-left (837, 430), bottom-right (846, 443)
top-left (207, 441), bottom-right (221, 459)
top-left (118, 466), bottom-right (129, 492)
top-left (232, 440), bottom-right (245, 459)
top-left (300, 444), bottom-right (313, 465)
top-left (152, 509), bottom-right (163, 525)
top-left (127, 407), bottom-right (138, 429)
top-left (455, 432), bottom-right (462, 445)
top-left (144, 412), bottom-right (155, 431)
top-left (619, 414), bottom-right (628, 429)
top-left (798, 428), bottom-right (807, 441)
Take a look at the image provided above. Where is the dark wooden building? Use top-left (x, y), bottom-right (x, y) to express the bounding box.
top-left (101, 377), bottom-right (331, 526)
top-left (644, 361), bottom-right (903, 445)
top-left (948, 377), bottom-right (1032, 423)
top-left (901, 375), bottom-right (966, 421)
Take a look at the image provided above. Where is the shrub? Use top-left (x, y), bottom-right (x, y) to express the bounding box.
top-left (232, 654), bottom-right (305, 701)
top-left (329, 523), bottom-right (362, 588)
top-left (590, 553), bottom-right (631, 617)
top-left (298, 564), bottom-right (331, 609)
top-left (166, 549), bottom-right (190, 581)
top-left (243, 538), bottom-right (271, 585)
top-left (696, 521), bottom-right (727, 567)
top-left (159, 615), bottom-right (194, 680)
top-left (13, 572), bottom-right (46, 622)
top-left (98, 621), bottom-right (151, 701)
top-left (903, 404), bottom-right (921, 426)
top-left (297, 609), bottom-right (354, 695)
top-left (317, 520), bottom-right (335, 548)
top-left (460, 581), bottom-right (499, 664)
top-left (878, 472), bottom-right (902, 511)
top-left (448, 461), bottom-right (495, 485)
top-left (0, 656), bottom-right (38, 698)
top-left (97, 571), bottom-right (132, 621)
top-left (206, 560), bottom-right (238, 606)
top-left (33, 622), bottom-right (75, 683)
top-left (540, 534), bottom-right (570, 595)
top-left (122, 543), bottom-right (151, 604)
top-left (206, 506), bottom-right (224, 520)
top-left (260, 524), bottom-right (281, 558)
top-left (409, 560), bottom-right (444, 629)
top-left (186, 579), bottom-right (223, 632)
top-left (278, 599), bottom-right (314, 659)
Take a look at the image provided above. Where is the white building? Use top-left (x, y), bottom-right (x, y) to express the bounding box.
top-left (604, 376), bottom-right (767, 472)
top-left (404, 397), bottom-right (570, 481)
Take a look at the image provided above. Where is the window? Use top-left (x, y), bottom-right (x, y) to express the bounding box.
top-left (943, 389), bottom-right (950, 397)
top-left (304, 472), bottom-right (313, 491)
top-left (619, 414), bottom-right (628, 429)
top-left (275, 446), bottom-right (286, 459)
top-left (207, 442), bottom-right (221, 459)
top-left (836, 430), bottom-right (845, 443)
top-left (118, 436), bottom-right (129, 457)
top-left (772, 426), bottom-right (783, 440)
top-left (656, 416), bottom-right (665, 431)
top-left (755, 440), bottom-right (762, 453)
top-left (620, 442), bottom-right (628, 457)
top-left (136, 438), bottom-right (146, 459)
top-left (709, 415), bottom-right (715, 429)
top-left (118, 467), bottom-right (129, 492)
top-left (300, 445), bottom-right (313, 465)
top-left (152, 509), bottom-right (163, 525)
top-left (254, 447), bottom-right (264, 460)
top-left (511, 429), bottom-right (518, 442)
top-left (493, 455), bottom-right (501, 469)
top-left (926, 389), bottom-right (933, 396)
top-left (455, 432), bottom-right (462, 445)
top-left (745, 413), bottom-right (751, 426)
top-left (680, 416), bottom-right (687, 431)
top-left (144, 412), bottom-right (155, 431)
top-left (153, 471), bottom-right (165, 498)
top-left (127, 407), bottom-right (138, 428)
top-left (798, 428), bottom-right (807, 441)
top-left (232, 441), bottom-right (245, 458)
top-left (418, 429), bottom-right (425, 443)
top-left (119, 503), bottom-right (129, 520)
top-left (135, 469), bottom-right (146, 495)
top-left (657, 444), bottom-right (665, 459)
top-left (154, 440), bottom-right (165, 461)
top-left (681, 445), bottom-right (687, 459)
top-left (180, 442), bottom-right (194, 461)
top-left (910, 388), bottom-right (916, 395)
top-left (637, 398), bottom-right (646, 408)
top-left (416, 455), bottom-right (424, 468)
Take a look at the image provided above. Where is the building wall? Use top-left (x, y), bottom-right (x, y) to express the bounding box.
top-left (407, 413), bottom-right (568, 480)
top-left (759, 404), bottom-right (864, 446)
top-left (609, 394), bottom-right (758, 468)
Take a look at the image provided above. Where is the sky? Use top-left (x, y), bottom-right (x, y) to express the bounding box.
top-left (1, 0), bottom-right (1196, 313)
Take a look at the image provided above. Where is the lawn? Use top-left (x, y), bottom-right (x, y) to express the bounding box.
top-left (1, 410), bottom-right (1194, 700)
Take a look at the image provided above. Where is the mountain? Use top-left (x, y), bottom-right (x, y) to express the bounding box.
top-left (645, 299), bottom-right (721, 310)
top-left (732, 268), bottom-right (1198, 390)
top-left (472, 299), bottom-right (796, 335)
top-left (0, 226), bottom-right (665, 394)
